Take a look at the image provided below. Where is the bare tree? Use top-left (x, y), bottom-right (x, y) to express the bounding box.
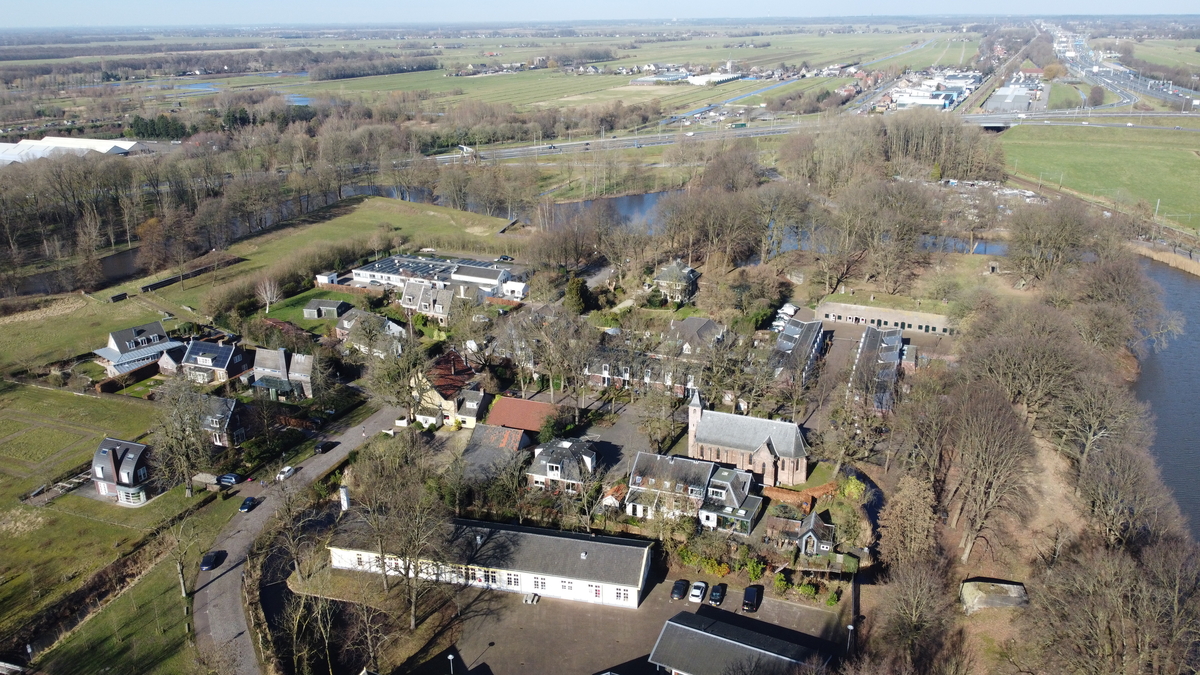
top-left (165, 517), bottom-right (199, 599)
top-left (878, 561), bottom-right (956, 673)
top-left (151, 377), bottom-right (211, 498)
top-left (1046, 371), bottom-right (1150, 476)
top-left (947, 383), bottom-right (1031, 563)
top-left (878, 475), bottom-right (939, 568)
top-left (256, 277), bottom-right (282, 314)
top-left (1077, 444), bottom-right (1183, 550)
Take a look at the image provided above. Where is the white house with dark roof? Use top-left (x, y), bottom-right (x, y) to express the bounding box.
top-left (94, 321), bottom-right (184, 376)
top-left (527, 438), bottom-right (597, 492)
top-left (91, 438), bottom-right (151, 505)
top-left (625, 452), bottom-right (716, 521)
top-left (699, 467), bottom-right (763, 535)
top-left (335, 309), bottom-right (405, 357)
top-left (661, 317), bottom-right (724, 357)
top-left (329, 519), bottom-right (654, 608)
top-left (687, 393), bottom-right (808, 487)
top-left (649, 611), bottom-right (829, 675)
top-left (653, 260), bottom-right (701, 303)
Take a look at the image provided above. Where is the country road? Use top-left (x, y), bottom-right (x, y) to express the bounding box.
top-left (191, 405), bottom-right (400, 675)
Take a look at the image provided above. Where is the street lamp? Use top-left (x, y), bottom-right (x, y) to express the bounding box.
top-left (846, 624), bottom-right (855, 653)
top-left (448, 654), bottom-right (455, 674)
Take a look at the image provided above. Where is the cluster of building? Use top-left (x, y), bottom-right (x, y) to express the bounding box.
top-left (876, 69), bottom-right (983, 112)
top-left (0, 136), bottom-right (148, 166)
top-left (983, 72), bottom-right (1046, 113)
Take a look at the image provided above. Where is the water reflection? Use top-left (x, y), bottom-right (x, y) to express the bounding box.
top-left (1133, 259), bottom-right (1200, 539)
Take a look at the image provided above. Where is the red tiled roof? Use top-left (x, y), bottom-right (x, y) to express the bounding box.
top-left (484, 397), bottom-right (559, 433)
top-left (427, 349), bottom-right (474, 399)
top-left (469, 424), bottom-right (528, 452)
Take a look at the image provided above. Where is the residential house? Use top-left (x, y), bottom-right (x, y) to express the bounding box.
top-left (688, 392), bottom-right (808, 487)
top-left (653, 260), bottom-right (700, 303)
top-left (399, 282), bottom-right (455, 326)
top-left (329, 519), bottom-right (654, 608)
top-left (336, 309), bottom-right (405, 357)
top-left (302, 298), bottom-right (351, 319)
top-left (94, 321), bottom-right (185, 376)
top-left (201, 396), bottom-right (247, 448)
top-left (251, 348), bottom-right (313, 400)
top-left (457, 388), bottom-right (487, 429)
top-left (584, 347), bottom-right (702, 397)
top-left (527, 438), bottom-right (597, 492)
top-left (461, 424), bottom-right (532, 480)
top-left (764, 511), bottom-right (836, 555)
top-left (91, 438), bottom-right (151, 505)
top-left (350, 254), bottom-right (510, 298)
top-left (156, 345), bottom-right (187, 376)
top-left (180, 340), bottom-right (246, 384)
top-left (419, 350), bottom-right (475, 426)
top-left (660, 317), bottom-right (724, 357)
top-left (648, 611), bottom-right (829, 675)
top-left (625, 452), bottom-right (715, 520)
top-left (699, 467), bottom-right (763, 535)
top-left (771, 318), bottom-right (823, 386)
top-left (484, 396), bottom-right (560, 434)
top-left (849, 326), bottom-right (902, 412)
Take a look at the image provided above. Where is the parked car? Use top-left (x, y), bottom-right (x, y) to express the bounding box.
top-left (709, 583), bottom-right (726, 606)
top-left (217, 473), bottom-right (242, 486)
top-left (315, 441), bottom-right (337, 454)
top-left (671, 579), bottom-right (689, 600)
top-left (276, 466), bottom-right (296, 481)
top-left (689, 581), bottom-right (708, 603)
top-left (742, 585), bottom-right (762, 612)
top-left (200, 551), bottom-right (222, 571)
top-left (239, 497), bottom-right (257, 513)
top-left (495, 255), bottom-right (514, 262)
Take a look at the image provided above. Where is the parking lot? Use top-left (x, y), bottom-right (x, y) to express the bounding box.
top-left (448, 575), bottom-right (841, 675)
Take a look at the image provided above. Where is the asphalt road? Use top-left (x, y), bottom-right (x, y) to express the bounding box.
top-left (192, 405), bottom-right (400, 675)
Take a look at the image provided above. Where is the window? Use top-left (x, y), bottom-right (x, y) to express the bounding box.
top-left (547, 464), bottom-right (560, 474)
top-left (121, 470), bottom-right (131, 484)
top-left (648, 478), bottom-right (655, 486)
top-left (95, 466), bottom-right (104, 479)
top-left (615, 588), bottom-right (630, 602)
top-left (708, 487), bottom-right (726, 500)
top-left (136, 466), bottom-right (147, 482)
top-left (533, 576), bottom-right (547, 590)
top-left (355, 554), bottom-right (365, 568)
top-left (561, 580), bottom-right (573, 592)
top-left (481, 569), bottom-right (498, 585)
top-left (632, 475), bottom-right (642, 486)
top-left (689, 486), bottom-right (702, 498)
top-left (197, 356), bottom-right (213, 366)
top-left (506, 573), bottom-right (520, 588)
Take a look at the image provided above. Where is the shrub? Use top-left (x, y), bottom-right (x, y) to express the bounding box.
top-left (773, 572), bottom-right (790, 596)
top-left (839, 475), bottom-right (866, 502)
top-left (798, 583), bottom-right (817, 599)
top-left (826, 590), bottom-right (840, 606)
top-left (747, 558), bottom-right (767, 582)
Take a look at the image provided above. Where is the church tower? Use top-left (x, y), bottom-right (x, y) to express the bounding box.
top-left (687, 390), bottom-right (703, 458)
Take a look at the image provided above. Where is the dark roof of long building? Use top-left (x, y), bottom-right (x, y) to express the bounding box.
top-left (332, 518), bottom-right (654, 588)
top-left (649, 611), bottom-right (824, 675)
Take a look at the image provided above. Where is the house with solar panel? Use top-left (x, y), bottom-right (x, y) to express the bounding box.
top-left (849, 326), bottom-right (903, 413)
top-left (687, 392), bottom-right (808, 487)
top-left (93, 321), bottom-right (184, 377)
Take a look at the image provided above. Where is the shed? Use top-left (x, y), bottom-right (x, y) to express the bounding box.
top-left (960, 579), bottom-right (1029, 615)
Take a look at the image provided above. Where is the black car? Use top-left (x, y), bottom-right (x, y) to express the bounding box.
top-left (742, 585), bottom-right (761, 612)
top-left (199, 551), bottom-right (221, 571)
top-left (671, 579), bottom-right (689, 600)
top-left (239, 497), bottom-right (257, 513)
top-left (315, 441), bottom-right (337, 454)
top-left (217, 473), bottom-right (242, 486)
top-left (709, 583), bottom-right (726, 607)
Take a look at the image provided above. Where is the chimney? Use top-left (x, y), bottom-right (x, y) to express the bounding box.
top-left (580, 551), bottom-right (588, 559)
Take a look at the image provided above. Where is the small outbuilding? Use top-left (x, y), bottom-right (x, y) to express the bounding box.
top-left (960, 578), bottom-right (1029, 615)
top-left (302, 298), bottom-right (351, 319)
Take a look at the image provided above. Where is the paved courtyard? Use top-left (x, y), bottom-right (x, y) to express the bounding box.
top-left (443, 574), bottom-right (841, 675)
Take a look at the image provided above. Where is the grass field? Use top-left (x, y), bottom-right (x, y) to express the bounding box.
top-left (1048, 83), bottom-right (1086, 109)
top-left (1119, 40), bottom-right (1200, 71)
top-left (103, 197), bottom-right (508, 326)
top-left (265, 287), bottom-right (363, 332)
top-left (0, 294), bottom-right (164, 373)
top-left (0, 383), bottom-right (173, 643)
top-left (37, 493), bottom-right (246, 675)
top-left (1002, 125), bottom-right (1200, 228)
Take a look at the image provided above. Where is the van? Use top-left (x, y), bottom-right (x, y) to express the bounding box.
top-left (742, 586), bottom-right (761, 612)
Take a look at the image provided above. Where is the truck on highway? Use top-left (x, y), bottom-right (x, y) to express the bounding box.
top-left (727, 122), bottom-right (747, 129)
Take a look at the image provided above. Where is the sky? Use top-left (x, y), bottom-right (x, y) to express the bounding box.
top-left (4, 2), bottom-right (1198, 29)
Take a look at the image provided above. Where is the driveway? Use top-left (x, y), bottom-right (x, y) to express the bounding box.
top-left (192, 405), bottom-right (401, 675)
top-left (450, 575), bottom-right (838, 675)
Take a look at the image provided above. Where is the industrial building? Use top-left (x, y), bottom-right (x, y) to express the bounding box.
top-left (0, 136), bottom-right (148, 165)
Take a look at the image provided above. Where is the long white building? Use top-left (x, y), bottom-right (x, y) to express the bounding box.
top-left (0, 136), bottom-right (148, 165)
top-left (329, 519), bottom-right (654, 608)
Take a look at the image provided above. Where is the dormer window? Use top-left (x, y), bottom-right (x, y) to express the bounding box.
top-left (197, 356), bottom-right (213, 366)
top-left (708, 487), bottom-right (726, 500)
top-left (689, 486), bottom-right (702, 498)
top-left (547, 463), bottom-right (561, 476)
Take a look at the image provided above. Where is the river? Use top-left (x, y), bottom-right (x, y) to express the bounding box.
top-left (1133, 259), bottom-right (1200, 539)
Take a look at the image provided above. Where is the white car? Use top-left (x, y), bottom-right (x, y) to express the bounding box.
top-left (685, 132), bottom-right (695, 136)
top-left (276, 466), bottom-right (296, 481)
top-left (1127, 122), bottom-right (1134, 127)
top-left (688, 581), bottom-right (708, 603)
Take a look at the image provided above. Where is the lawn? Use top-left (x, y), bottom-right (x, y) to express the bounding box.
top-left (37, 493), bottom-right (246, 675)
top-left (0, 426), bottom-right (89, 463)
top-left (1048, 82), bottom-right (1085, 110)
top-left (1118, 39), bottom-right (1200, 71)
top-left (0, 383), bottom-right (169, 644)
top-left (108, 197), bottom-right (509, 323)
top-left (0, 293), bottom-right (163, 373)
top-left (117, 375), bottom-right (166, 399)
top-left (265, 287), bottom-right (365, 333)
top-left (788, 461), bottom-right (836, 491)
top-left (1002, 125), bottom-right (1200, 228)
